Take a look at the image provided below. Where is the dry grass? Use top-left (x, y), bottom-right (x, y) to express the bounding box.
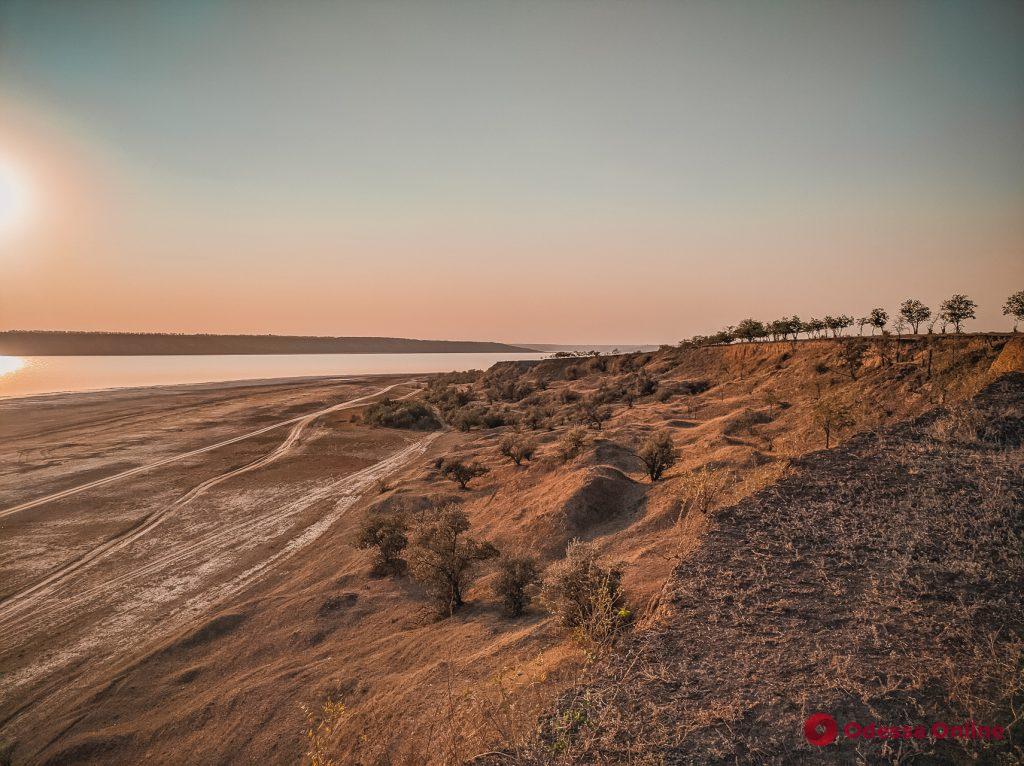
top-left (484, 373), bottom-right (1024, 764)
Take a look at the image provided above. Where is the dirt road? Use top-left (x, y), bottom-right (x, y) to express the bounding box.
top-left (0, 376), bottom-right (436, 756)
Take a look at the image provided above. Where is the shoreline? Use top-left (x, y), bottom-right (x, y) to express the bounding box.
top-left (0, 371), bottom-right (414, 406)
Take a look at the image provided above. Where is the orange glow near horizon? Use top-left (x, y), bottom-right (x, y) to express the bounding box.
top-left (0, 155), bottom-right (33, 240)
top-left (0, 2), bottom-right (1022, 343)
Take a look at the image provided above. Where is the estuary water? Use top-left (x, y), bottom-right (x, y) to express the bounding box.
top-left (0, 353), bottom-right (547, 399)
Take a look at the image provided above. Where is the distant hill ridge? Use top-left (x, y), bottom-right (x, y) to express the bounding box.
top-left (0, 331), bottom-right (537, 356)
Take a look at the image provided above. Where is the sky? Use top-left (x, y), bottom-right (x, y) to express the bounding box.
top-left (0, 1), bottom-right (1022, 344)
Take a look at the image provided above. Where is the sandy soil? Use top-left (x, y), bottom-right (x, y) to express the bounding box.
top-left (0, 375), bottom-right (432, 763)
top-left (0, 337), bottom-right (1012, 765)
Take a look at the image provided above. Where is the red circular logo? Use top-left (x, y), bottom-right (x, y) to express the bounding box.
top-left (804, 713), bottom-right (838, 746)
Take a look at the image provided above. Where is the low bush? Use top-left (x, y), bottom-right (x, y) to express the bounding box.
top-left (439, 458), bottom-right (489, 489)
top-left (499, 433), bottom-right (537, 466)
top-left (635, 431), bottom-right (678, 481)
top-left (355, 513), bottom-right (409, 576)
top-left (558, 426), bottom-right (589, 463)
top-left (541, 539), bottom-right (628, 648)
top-left (362, 398), bottom-right (441, 430)
top-left (492, 555), bottom-right (541, 617)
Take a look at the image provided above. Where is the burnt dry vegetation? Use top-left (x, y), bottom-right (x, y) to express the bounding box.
top-left (493, 373), bottom-right (1024, 765)
top-left (318, 334), bottom-right (1019, 764)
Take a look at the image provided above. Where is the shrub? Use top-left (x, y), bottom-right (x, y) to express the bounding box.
top-left (677, 379), bottom-right (711, 395)
top-left (558, 426), bottom-right (589, 463)
top-left (655, 387), bottom-right (674, 403)
top-left (355, 513), bottom-right (409, 576)
top-left (541, 539), bottom-right (627, 647)
top-left (577, 396), bottom-right (611, 430)
top-left (559, 388), bottom-right (581, 404)
top-left (841, 339), bottom-right (868, 380)
top-left (635, 431), bottom-right (678, 481)
top-left (631, 371), bottom-right (658, 398)
top-left (521, 407), bottom-right (548, 431)
top-left (676, 466), bottom-right (728, 522)
top-left (407, 506), bottom-right (499, 614)
top-left (481, 407), bottom-right (513, 429)
top-left (440, 458), bottom-right (489, 489)
top-left (363, 398), bottom-right (441, 430)
top-left (499, 433), bottom-right (537, 466)
top-left (491, 555), bottom-right (541, 617)
top-left (811, 397), bottom-right (854, 448)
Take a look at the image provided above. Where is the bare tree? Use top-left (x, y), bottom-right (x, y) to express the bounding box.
top-left (498, 433), bottom-right (537, 466)
top-left (811, 397), bottom-right (854, 449)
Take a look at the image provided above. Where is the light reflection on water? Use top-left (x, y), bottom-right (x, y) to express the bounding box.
top-left (0, 355), bottom-right (26, 377)
top-left (0, 353), bottom-right (546, 399)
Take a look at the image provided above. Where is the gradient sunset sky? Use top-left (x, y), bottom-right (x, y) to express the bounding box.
top-left (1, 1), bottom-right (1022, 344)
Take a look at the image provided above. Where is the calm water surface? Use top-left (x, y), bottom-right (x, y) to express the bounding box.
top-left (0, 353), bottom-right (546, 399)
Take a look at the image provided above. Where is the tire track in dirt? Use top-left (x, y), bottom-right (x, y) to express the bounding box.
top-left (0, 382), bottom-right (413, 620)
top-left (0, 381), bottom-right (399, 521)
top-left (0, 430), bottom-right (440, 726)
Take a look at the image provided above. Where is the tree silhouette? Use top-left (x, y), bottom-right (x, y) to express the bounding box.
top-left (939, 294), bottom-right (977, 333)
top-left (898, 299), bottom-right (931, 334)
top-left (867, 308), bottom-right (888, 335)
top-left (1002, 290), bottom-right (1024, 332)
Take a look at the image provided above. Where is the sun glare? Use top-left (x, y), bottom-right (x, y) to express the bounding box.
top-left (0, 356), bottom-right (26, 378)
top-left (0, 157), bottom-right (33, 238)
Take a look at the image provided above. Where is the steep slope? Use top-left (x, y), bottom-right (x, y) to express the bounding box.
top-left (498, 373), bottom-right (1024, 764)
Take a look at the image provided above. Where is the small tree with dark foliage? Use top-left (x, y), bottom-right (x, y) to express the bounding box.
top-left (492, 555), bottom-right (541, 617)
top-left (407, 505), bottom-right (499, 615)
top-left (899, 299), bottom-right (931, 334)
top-left (867, 308), bottom-right (888, 335)
top-left (355, 513), bottom-right (409, 576)
top-left (635, 431), bottom-right (678, 482)
top-left (439, 458), bottom-right (489, 490)
top-left (1003, 290), bottom-right (1024, 332)
top-left (939, 293), bottom-right (977, 333)
top-left (841, 339), bottom-right (868, 380)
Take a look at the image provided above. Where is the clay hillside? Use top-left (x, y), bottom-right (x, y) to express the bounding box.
top-left (16, 334), bottom-right (1023, 766)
